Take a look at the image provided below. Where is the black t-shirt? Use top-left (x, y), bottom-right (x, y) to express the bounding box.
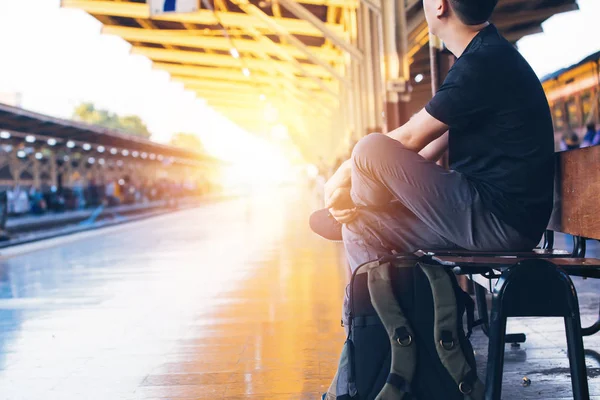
top-left (425, 24), bottom-right (554, 241)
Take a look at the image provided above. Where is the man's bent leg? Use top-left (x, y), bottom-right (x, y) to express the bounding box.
top-left (347, 133), bottom-right (536, 251)
top-left (342, 204), bottom-right (457, 271)
top-left (341, 204), bottom-right (457, 331)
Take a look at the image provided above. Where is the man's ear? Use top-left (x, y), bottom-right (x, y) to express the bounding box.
top-left (437, 0), bottom-right (450, 18)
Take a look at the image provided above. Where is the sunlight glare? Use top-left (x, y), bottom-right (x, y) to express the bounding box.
top-left (218, 132), bottom-right (295, 192)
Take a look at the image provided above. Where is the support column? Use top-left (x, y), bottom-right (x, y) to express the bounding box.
top-left (32, 154), bottom-right (41, 190)
top-left (382, 0), bottom-right (411, 131)
top-left (359, 4), bottom-right (377, 134)
top-left (429, 34), bottom-right (454, 95)
top-left (372, 10), bottom-right (385, 133)
top-left (49, 151), bottom-right (58, 189)
top-left (8, 152), bottom-right (23, 187)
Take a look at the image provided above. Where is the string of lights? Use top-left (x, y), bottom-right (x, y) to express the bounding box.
top-left (0, 129), bottom-right (204, 167)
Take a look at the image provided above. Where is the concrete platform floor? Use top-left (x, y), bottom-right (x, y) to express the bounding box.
top-left (0, 186), bottom-right (598, 399)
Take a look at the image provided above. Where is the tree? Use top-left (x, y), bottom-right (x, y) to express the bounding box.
top-left (72, 102), bottom-right (151, 139)
top-left (169, 132), bottom-right (205, 154)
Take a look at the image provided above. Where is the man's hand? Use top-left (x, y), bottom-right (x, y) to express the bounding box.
top-left (326, 186), bottom-right (357, 224)
top-left (324, 159), bottom-right (352, 207)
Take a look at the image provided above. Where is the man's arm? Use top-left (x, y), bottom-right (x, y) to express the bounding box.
top-left (387, 108), bottom-right (449, 154)
top-left (419, 132), bottom-right (449, 163)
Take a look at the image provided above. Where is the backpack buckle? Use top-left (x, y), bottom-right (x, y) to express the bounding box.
top-left (394, 326), bottom-right (413, 347)
top-left (439, 330), bottom-right (456, 350)
top-left (396, 335), bottom-right (412, 347)
top-left (459, 381), bottom-right (472, 394)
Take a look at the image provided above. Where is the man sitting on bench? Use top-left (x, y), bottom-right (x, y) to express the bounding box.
top-left (321, 0), bottom-right (555, 272)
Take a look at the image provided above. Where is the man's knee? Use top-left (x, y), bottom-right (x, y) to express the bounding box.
top-left (351, 133), bottom-right (407, 172)
top-left (352, 133), bottom-right (388, 161)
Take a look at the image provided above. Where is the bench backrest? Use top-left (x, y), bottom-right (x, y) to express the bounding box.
top-left (548, 145), bottom-right (600, 240)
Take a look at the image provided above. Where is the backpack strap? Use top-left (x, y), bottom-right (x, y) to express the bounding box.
top-left (462, 291), bottom-right (476, 339)
top-left (419, 263), bottom-right (485, 400)
top-left (367, 263), bottom-right (416, 400)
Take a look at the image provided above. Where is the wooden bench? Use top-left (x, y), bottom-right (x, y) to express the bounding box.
top-left (424, 145), bottom-right (600, 400)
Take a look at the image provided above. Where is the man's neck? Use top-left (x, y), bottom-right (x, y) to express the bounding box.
top-left (440, 22), bottom-right (489, 58)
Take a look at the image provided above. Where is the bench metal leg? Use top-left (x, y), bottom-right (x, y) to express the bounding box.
top-left (484, 259), bottom-right (590, 400)
top-left (485, 305), bottom-right (507, 400)
top-left (474, 278), bottom-right (526, 344)
top-left (582, 298), bottom-right (600, 336)
top-left (565, 314), bottom-right (589, 400)
top-left (475, 282), bottom-right (490, 336)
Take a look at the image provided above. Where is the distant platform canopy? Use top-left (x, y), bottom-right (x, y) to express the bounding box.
top-left (0, 103), bottom-right (220, 166)
top-left (542, 50), bottom-right (600, 84)
top-left (540, 50), bottom-right (600, 138)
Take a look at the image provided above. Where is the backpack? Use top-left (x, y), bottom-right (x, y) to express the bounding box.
top-left (324, 254), bottom-right (484, 400)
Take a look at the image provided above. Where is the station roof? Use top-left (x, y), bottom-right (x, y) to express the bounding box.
top-left (0, 102), bottom-right (218, 165)
top-left (541, 49), bottom-right (600, 83)
top-left (62, 0), bottom-right (579, 142)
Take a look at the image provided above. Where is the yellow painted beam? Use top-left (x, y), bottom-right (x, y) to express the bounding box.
top-left (193, 87), bottom-right (279, 98)
top-left (243, 26), bottom-right (340, 99)
top-left (204, 97), bottom-right (315, 117)
top-left (206, 101), bottom-right (322, 119)
top-left (175, 77), bottom-right (332, 103)
top-left (199, 92), bottom-right (284, 103)
top-left (206, 102), bottom-right (273, 111)
top-left (187, 80), bottom-right (332, 104)
top-left (407, 24), bottom-right (429, 60)
top-left (195, 92), bottom-right (310, 109)
top-left (102, 26), bottom-right (342, 64)
top-left (191, 86), bottom-right (333, 117)
top-left (182, 79), bottom-right (271, 93)
top-left (211, 108), bottom-right (311, 133)
top-left (157, 63), bottom-right (335, 92)
top-left (277, 0), bottom-right (362, 60)
top-left (208, 102), bottom-right (319, 118)
top-left (131, 46), bottom-right (331, 79)
top-left (192, 90), bottom-right (267, 102)
top-left (231, 0), bottom-right (349, 85)
top-left (61, 0), bottom-right (346, 38)
top-left (191, 82), bottom-right (332, 108)
top-left (172, 71), bottom-right (283, 87)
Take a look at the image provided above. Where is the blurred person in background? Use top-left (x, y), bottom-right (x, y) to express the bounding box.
top-left (581, 123), bottom-right (598, 147)
top-left (560, 132), bottom-right (580, 151)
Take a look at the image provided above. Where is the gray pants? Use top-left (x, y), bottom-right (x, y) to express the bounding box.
top-left (340, 134), bottom-right (539, 329)
top-left (342, 133), bottom-right (538, 271)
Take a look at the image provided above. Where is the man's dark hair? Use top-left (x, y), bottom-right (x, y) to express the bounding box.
top-left (587, 122), bottom-right (597, 132)
top-left (449, 0), bottom-right (498, 25)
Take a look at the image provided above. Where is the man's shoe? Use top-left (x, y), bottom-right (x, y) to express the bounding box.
top-left (309, 208), bottom-right (343, 241)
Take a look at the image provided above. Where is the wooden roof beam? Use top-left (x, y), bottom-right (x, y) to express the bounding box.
top-left (179, 77), bottom-right (331, 102)
top-left (188, 81), bottom-right (332, 115)
top-left (192, 87), bottom-right (279, 98)
top-left (182, 80), bottom-right (271, 92)
top-left (158, 64), bottom-right (335, 91)
top-left (61, 0), bottom-right (345, 38)
top-left (130, 46), bottom-right (332, 79)
top-left (231, 0), bottom-right (350, 85)
top-left (181, 78), bottom-right (333, 115)
top-left (242, 26), bottom-right (340, 98)
top-left (102, 25), bottom-right (343, 64)
top-left (277, 0), bottom-right (363, 61)
top-left (504, 25), bottom-right (543, 42)
top-left (494, 3), bottom-right (579, 28)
